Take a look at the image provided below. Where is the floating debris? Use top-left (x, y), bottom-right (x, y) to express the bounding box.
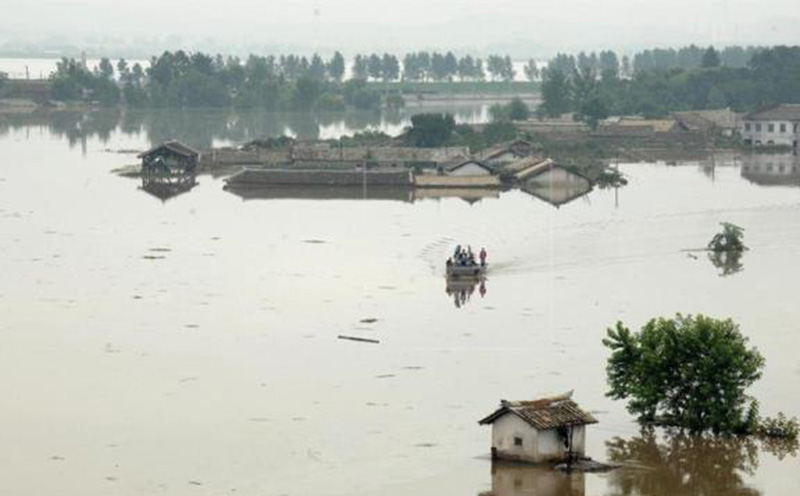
top-left (338, 335), bottom-right (380, 344)
top-left (360, 318), bottom-right (378, 324)
top-left (303, 239), bottom-right (326, 244)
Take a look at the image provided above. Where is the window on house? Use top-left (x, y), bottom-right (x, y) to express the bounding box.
top-left (780, 123), bottom-right (787, 133)
top-left (756, 123), bottom-right (762, 132)
top-left (768, 123), bottom-right (775, 132)
top-left (795, 124), bottom-right (799, 133)
top-left (514, 437), bottom-right (523, 446)
top-left (745, 123), bottom-right (751, 132)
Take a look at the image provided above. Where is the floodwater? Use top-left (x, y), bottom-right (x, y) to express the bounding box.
top-left (1, 113), bottom-right (799, 496)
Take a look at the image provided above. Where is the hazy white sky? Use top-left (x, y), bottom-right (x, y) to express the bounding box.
top-left (2, 0), bottom-right (798, 55)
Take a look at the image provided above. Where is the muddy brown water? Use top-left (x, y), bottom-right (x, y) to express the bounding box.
top-left (0, 118), bottom-right (799, 495)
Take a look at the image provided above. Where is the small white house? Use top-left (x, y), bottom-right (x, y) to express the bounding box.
top-left (741, 104), bottom-right (800, 148)
top-left (479, 393), bottom-right (597, 464)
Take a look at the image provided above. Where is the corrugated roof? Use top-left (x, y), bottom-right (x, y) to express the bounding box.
top-left (479, 393), bottom-right (597, 430)
top-left (138, 141), bottom-right (199, 159)
top-left (745, 104), bottom-right (800, 121)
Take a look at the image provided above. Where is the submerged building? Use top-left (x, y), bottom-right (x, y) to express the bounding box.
top-left (741, 104), bottom-right (800, 148)
top-left (479, 393), bottom-right (597, 464)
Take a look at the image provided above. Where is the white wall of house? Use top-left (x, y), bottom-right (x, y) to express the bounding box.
top-left (741, 120), bottom-right (800, 147)
top-left (449, 162), bottom-right (492, 176)
top-left (537, 425), bottom-right (586, 462)
top-left (492, 413), bottom-right (540, 463)
top-left (491, 414), bottom-right (588, 463)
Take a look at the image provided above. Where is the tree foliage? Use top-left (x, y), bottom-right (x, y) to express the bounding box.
top-left (603, 314), bottom-right (765, 433)
top-left (708, 222), bottom-right (746, 252)
top-left (490, 97), bottom-right (530, 121)
top-left (539, 46), bottom-right (800, 124)
top-left (405, 113), bottom-right (456, 147)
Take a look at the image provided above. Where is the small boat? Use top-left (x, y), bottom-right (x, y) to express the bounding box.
top-left (446, 262), bottom-right (488, 278)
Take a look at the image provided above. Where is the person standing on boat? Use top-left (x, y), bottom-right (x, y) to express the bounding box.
top-left (480, 247), bottom-right (487, 266)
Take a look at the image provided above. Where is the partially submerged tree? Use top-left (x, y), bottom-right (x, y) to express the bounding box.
top-left (603, 314), bottom-right (765, 433)
top-left (405, 113), bottom-right (456, 147)
top-left (708, 222), bottom-right (747, 252)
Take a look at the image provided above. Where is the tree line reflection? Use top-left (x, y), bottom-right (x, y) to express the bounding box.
top-left (480, 428), bottom-right (796, 496)
top-left (0, 106), bottom-right (488, 151)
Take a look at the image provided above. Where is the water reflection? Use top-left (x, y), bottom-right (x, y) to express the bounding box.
top-left (225, 184), bottom-right (414, 202)
top-left (446, 276), bottom-right (487, 309)
top-left (140, 172), bottom-right (197, 202)
top-left (519, 174), bottom-right (593, 208)
top-left (606, 430), bottom-right (762, 496)
top-left (0, 106), bottom-right (489, 151)
top-left (740, 153), bottom-right (800, 186)
top-left (708, 250), bottom-right (745, 277)
top-left (479, 461), bottom-right (585, 496)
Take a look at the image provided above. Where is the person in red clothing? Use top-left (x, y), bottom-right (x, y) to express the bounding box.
top-left (479, 247), bottom-right (487, 266)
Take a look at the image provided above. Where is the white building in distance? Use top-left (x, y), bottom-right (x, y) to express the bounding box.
top-left (741, 104), bottom-right (800, 148)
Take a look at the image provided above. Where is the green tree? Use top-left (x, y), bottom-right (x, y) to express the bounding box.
top-left (308, 54), bottom-right (327, 80)
top-left (508, 97), bottom-right (530, 120)
top-left (367, 54), bottom-right (383, 81)
top-left (352, 55), bottom-right (368, 80)
top-left (406, 113), bottom-right (456, 147)
top-left (539, 69), bottom-right (572, 117)
top-left (381, 53), bottom-right (400, 82)
top-left (523, 58), bottom-right (539, 81)
top-left (603, 314), bottom-right (765, 433)
top-left (97, 57), bottom-right (114, 80)
top-left (708, 222), bottom-right (746, 252)
top-left (580, 94), bottom-right (610, 129)
top-left (702, 46), bottom-right (721, 68)
top-left (328, 51), bottom-right (345, 81)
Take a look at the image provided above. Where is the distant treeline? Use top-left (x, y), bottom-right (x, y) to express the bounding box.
top-left (539, 46), bottom-right (800, 126)
top-left (49, 52), bottom-right (389, 111)
top-left (43, 50), bottom-right (527, 110)
top-left (546, 45), bottom-right (764, 79)
top-left (352, 52), bottom-right (516, 82)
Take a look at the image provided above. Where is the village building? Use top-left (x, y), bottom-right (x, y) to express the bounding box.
top-left (138, 141), bottom-right (199, 173)
top-left (597, 116), bottom-right (683, 137)
top-left (477, 139), bottom-right (537, 167)
top-left (443, 159), bottom-right (495, 176)
top-left (741, 104), bottom-right (800, 148)
top-left (479, 393), bottom-right (597, 464)
top-left (673, 108), bottom-right (740, 137)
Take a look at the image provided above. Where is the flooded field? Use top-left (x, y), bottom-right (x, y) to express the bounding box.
top-left (1, 116), bottom-right (799, 496)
